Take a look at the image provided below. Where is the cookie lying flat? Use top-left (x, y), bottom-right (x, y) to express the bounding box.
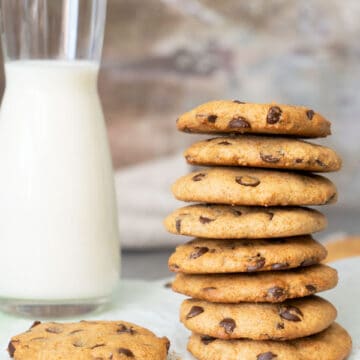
top-left (8, 320), bottom-right (170, 360)
top-left (188, 323), bottom-right (352, 360)
top-left (172, 167), bottom-right (337, 206)
top-left (172, 264), bottom-right (337, 303)
top-left (180, 296), bottom-right (336, 340)
top-left (177, 100), bottom-right (331, 138)
top-left (168, 236), bottom-right (327, 274)
top-left (184, 135), bottom-right (341, 172)
top-left (164, 204), bottom-right (327, 239)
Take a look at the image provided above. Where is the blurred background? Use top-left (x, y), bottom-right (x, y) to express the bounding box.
top-left (1, 0), bottom-right (359, 276)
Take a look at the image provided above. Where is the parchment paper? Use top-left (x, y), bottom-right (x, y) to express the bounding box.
top-left (0, 257), bottom-right (359, 359)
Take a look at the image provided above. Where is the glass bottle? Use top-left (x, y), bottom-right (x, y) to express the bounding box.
top-left (0, 0), bottom-right (120, 317)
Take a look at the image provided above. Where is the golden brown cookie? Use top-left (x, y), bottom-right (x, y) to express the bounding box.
top-left (188, 323), bottom-right (352, 360)
top-left (164, 204), bottom-right (327, 239)
top-left (172, 264), bottom-right (337, 303)
top-left (177, 100), bottom-right (331, 137)
top-left (184, 135), bottom-right (341, 172)
top-left (172, 167), bottom-right (337, 206)
top-left (180, 296), bottom-right (336, 340)
top-left (168, 236), bottom-right (327, 274)
top-left (8, 320), bottom-right (170, 360)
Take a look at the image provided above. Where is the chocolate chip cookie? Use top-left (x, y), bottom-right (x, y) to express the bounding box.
top-left (172, 264), bottom-right (337, 303)
top-left (184, 135), bottom-right (341, 172)
top-left (177, 100), bottom-right (331, 137)
top-left (188, 322), bottom-right (352, 360)
top-left (172, 167), bottom-right (337, 206)
top-left (8, 320), bottom-right (170, 360)
top-left (168, 236), bottom-right (327, 274)
top-left (164, 204), bottom-right (327, 239)
top-left (180, 296), bottom-right (336, 340)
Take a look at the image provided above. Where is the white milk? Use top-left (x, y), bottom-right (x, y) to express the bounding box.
top-left (0, 61), bottom-right (120, 300)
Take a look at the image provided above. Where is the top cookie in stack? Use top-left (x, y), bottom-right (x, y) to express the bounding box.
top-left (165, 100), bottom-right (352, 360)
top-left (176, 100), bottom-right (331, 137)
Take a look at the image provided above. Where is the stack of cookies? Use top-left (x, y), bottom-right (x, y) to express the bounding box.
top-left (165, 100), bottom-right (352, 360)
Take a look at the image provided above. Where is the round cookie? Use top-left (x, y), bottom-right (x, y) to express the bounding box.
top-left (180, 296), bottom-right (336, 340)
top-left (172, 167), bottom-right (337, 206)
top-left (188, 323), bottom-right (352, 360)
top-left (184, 135), bottom-right (341, 172)
top-left (8, 320), bottom-right (170, 360)
top-left (176, 100), bottom-right (331, 138)
top-left (164, 204), bottom-right (327, 239)
top-left (172, 264), bottom-right (338, 303)
top-left (168, 236), bottom-right (327, 274)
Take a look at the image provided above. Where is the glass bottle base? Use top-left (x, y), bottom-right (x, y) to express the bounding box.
top-left (0, 296), bottom-right (109, 318)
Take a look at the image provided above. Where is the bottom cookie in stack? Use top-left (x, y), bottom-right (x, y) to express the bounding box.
top-left (170, 237), bottom-right (352, 360)
top-left (188, 323), bottom-right (352, 360)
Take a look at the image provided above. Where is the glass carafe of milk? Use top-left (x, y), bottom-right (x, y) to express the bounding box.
top-left (0, 0), bottom-right (120, 317)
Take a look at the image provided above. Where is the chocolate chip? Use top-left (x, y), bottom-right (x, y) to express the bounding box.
top-left (276, 322), bottom-right (284, 329)
top-left (315, 159), bottom-right (326, 167)
top-left (207, 114), bottom-right (217, 123)
top-left (218, 140), bottom-right (232, 145)
top-left (199, 216), bottom-right (215, 224)
top-left (268, 287), bottom-right (285, 300)
top-left (305, 284), bottom-right (317, 293)
top-left (175, 219), bottom-right (181, 233)
top-left (235, 175), bottom-right (260, 187)
top-left (267, 211), bottom-right (274, 220)
top-left (219, 318), bottom-right (236, 334)
top-left (30, 321), bottom-right (41, 329)
top-left (164, 281), bottom-right (172, 288)
top-left (300, 258), bottom-right (318, 267)
top-left (46, 326), bottom-right (63, 334)
top-left (7, 340), bottom-right (18, 357)
top-left (295, 158), bottom-right (303, 163)
top-left (306, 109), bottom-right (315, 120)
top-left (202, 287), bottom-right (217, 291)
top-left (247, 256), bottom-right (266, 272)
top-left (257, 352), bottom-right (278, 360)
top-left (233, 100), bottom-right (246, 104)
top-left (118, 348), bottom-right (134, 357)
top-left (260, 153), bottom-right (281, 163)
top-left (267, 106), bottom-right (282, 124)
top-left (279, 305), bottom-right (303, 322)
top-left (91, 344), bottom-right (105, 349)
top-left (228, 116), bottom-right (251, 129)
top-left (271, 262), bottom-right (289, 270)
top-left (201, 335), bottom-right (216, 345)
top-left (186, 306), bottom-right (204, 319)
top-left (190, 246), bottom-right (209, 259)
top-left (192, 173), bottom-right (206, 181)
top-left (117, 324), bottom-right (136, 335)
top-left (232, 209), bottom-right (242, 216)
top-left (183, 126), bottom-right (192, 133)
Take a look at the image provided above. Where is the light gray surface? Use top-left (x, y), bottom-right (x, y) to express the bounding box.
top-left (122, 209), bottom-right (360, 280)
